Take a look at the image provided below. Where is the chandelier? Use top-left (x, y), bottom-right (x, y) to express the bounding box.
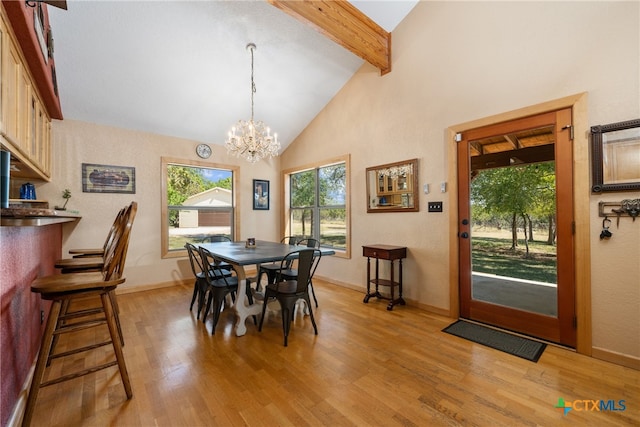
top-left (225, 43), bottom-right (280, 163)
top-left (378, 164), bottom-right (413, 178)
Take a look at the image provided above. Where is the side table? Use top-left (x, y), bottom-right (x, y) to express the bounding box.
top-left (362, 244), bottom-right (407, 310)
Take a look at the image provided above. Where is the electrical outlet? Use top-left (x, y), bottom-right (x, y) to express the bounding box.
top-left (428, 201), bottom-right (443, 212)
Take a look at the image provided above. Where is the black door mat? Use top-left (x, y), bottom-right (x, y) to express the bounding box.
top-left (442, 320), bottom-right (546, 362)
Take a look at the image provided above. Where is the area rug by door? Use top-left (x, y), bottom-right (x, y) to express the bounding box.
top-left (442, 320), bottom-right (546, 362)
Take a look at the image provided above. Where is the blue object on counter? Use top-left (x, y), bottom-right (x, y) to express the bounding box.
top-left (1, 151), bottom-right (9, 208)
top-left (20, 183), bottom-right (36, 200)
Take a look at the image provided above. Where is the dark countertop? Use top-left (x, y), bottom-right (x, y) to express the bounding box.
top-left (1, 207), bottom-right (81, 226)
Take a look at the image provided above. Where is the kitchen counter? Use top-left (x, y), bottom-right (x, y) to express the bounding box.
top-left (1, 207), bottom-right (81, 226)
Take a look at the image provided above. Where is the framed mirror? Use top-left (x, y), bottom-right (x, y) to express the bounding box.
top-left (366, 158), bottom-right (419, 213)
top-left (591, 118), bottom-right (640, 192)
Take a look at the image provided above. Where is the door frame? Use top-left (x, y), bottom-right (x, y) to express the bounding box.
top-left (446, 93), bottom-right (592, 355)
top-left (458, 108), bottom-right (575, 346)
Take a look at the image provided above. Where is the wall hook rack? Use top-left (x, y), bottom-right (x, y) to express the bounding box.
top-left (598, 199), bottom-right (640, 223)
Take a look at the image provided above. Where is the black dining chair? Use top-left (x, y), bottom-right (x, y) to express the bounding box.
top-left (185, 243), bottom-right (231, 319)
top-left (204, 234), bottom-right (233, 272)
top-left (259, 248), bottom-right (321, 346)
top-left (199, 247), bottom-right (256, 334)
top-left (280, 238), bottom-right (321, 307)
top-left (255, 236), bottom-right (299, 290)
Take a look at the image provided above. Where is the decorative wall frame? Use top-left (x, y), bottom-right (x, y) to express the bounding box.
top-left (82, 163), bottom-right (136, 194)
top-left (591, 118), bottom-right (640, 192)
top-left (253, 179), bottom-right (269, 210)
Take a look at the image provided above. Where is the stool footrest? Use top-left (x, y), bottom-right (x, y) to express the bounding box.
top-left (54, 319), bottom-right (107, 335)
top-left (41, 360), bottom-right (118, 387)
top-left (49, 339), bottom-right (112, 361)
top-left (60, 306), bottom-right (104, 321)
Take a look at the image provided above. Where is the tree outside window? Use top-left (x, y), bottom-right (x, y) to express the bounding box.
top-left (290, 161), bottom-right (347, 250)
top-left (162, 158), bottom-right (236, 257)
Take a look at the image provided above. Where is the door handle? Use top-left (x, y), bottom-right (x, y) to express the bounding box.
top-left (460, 232), bottom-right (469, 239)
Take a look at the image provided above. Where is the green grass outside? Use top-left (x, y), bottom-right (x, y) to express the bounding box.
top-left (472, 236), bottom-right (557, 284)
top-left (291, 221), bottom-right (346, 249)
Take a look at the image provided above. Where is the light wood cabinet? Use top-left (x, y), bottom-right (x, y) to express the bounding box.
top-left (376, 173), bottom-right (413, 206)
top-left (377, 173), bottom-right (412, 195)
top-left (0, 8), bottom-right (52, 181)
top-left (1, 20), bottom-right (25, 147)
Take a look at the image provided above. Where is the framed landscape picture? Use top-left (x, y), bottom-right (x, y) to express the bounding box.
top-left (82, 163), bottom-right (136, 194)
top-left (253, 179), bottom-right (269, 210)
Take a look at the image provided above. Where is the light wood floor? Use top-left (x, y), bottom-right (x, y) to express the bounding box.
top-left (30, 280), bottom-right (639, 426)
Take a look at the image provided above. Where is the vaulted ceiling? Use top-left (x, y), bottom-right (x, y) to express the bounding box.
top-left (47, 1), bottom-right (418, 152)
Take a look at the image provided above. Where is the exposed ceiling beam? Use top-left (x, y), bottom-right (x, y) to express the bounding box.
top-left (26, 0), bottom-right (68, 10)
top-left (267, 0), bottom-right (391, 75)
top-left (504, 134), bottom-right (520, 150)
top-left (471, 144), bottom-right (555, 172)
top-left (470, 141), bottom-right (482, 156)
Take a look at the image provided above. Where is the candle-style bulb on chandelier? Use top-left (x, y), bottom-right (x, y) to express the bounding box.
top-left (225, 43), bottom-right (280, 163)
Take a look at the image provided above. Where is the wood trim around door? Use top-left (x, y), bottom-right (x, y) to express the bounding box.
top-left (447, 93), bottom-right (592, 355)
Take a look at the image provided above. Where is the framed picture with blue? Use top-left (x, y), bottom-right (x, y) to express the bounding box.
top-left (82, 163), bottom-right (136, 194)
top-left (253, 179), bottom-right (269, 210)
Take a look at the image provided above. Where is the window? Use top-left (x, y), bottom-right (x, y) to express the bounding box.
top-left (161, 157), bottom-right (238, 258)
top-left (286, 155), bottom-right (350, 257)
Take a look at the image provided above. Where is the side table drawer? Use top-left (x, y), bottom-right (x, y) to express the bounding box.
top-left (363, 246), bottom-right (389, 259)
top-left (363, 245), bottom-right (406, 260)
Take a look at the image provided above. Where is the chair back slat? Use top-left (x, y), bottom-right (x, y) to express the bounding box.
top-left (114, 202), bottom-right (137, 277)
top-left (199, 247), bottom-right (235, 288)
top-left (102, 202), bottom-right (137, 281)
top-left (282, 236), bottom-right (298, 245)
top-left (281, 236), bottom-right (299, 268)
top-left (277, 248), bottom-right (321, 293)
top-left (102, 207), bottom-right (126, 252)
top-left (185, 243), bottom-right (206, 276)
top-left (297, 238), bottom-right (320, 249)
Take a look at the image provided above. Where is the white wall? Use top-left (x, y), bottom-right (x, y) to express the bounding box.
top-left (281, 1), bottom-right (640, 361)
top-left (39, 120), bottom-right (282, 292)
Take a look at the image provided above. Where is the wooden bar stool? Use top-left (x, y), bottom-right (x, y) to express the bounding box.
top-left (54, 205), bottom-right (128, 271)
top-left (21, 203), bottom-right (136, 427)
top-left (48, 203), bottom-right (135, 355)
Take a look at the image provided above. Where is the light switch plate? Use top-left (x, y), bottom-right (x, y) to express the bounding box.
top-left (428, 201), bottom-right (443, 212)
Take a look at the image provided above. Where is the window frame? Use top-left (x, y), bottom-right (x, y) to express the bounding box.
top-left (161, 157), bottom-right (240, 259)
top-left (282, 154), bottom-right (350, 259)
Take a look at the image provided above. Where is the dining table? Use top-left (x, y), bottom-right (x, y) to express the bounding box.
top-left (198, 239), bottom-right (335, 336)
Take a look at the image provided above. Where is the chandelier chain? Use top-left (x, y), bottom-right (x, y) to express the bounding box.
top-left (250, 45), bottom-right (255, 121)
top-left (225, 42), bottom-right (280, 163)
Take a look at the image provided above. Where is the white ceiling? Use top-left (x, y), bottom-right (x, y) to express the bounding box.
top-left (47, 1), bottom-right (418, 152)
